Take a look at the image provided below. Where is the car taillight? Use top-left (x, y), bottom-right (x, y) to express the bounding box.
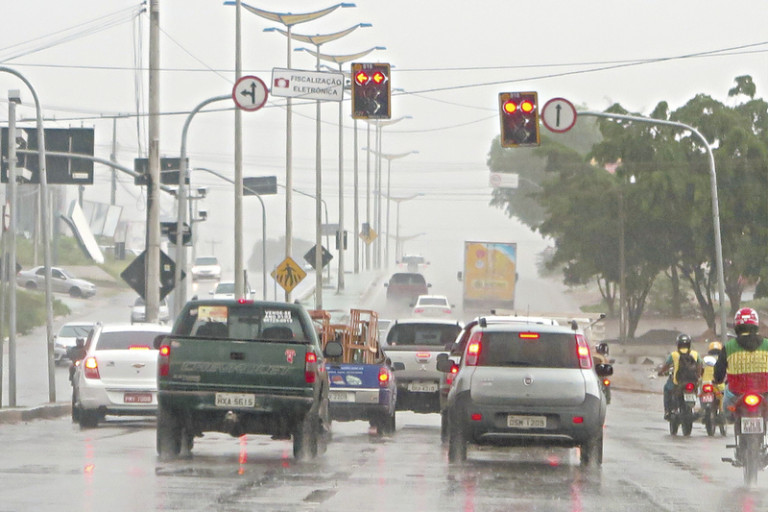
top-left (465, 332), bottom-right (482, 366)
top-left (744, 393), bottom-right (762, 409)
top-left (575, 334), bottom-right (592, 369)
top-left (159, 345), bottom-right (171, 377)
top-left (684, 382), bottom-right (695, 392)
top-left (446, 363), bottom-right (459, 386)
top-left (83, 356), bottom-right (100, 379)
top-left (378, 366), bottom-right (391, 387)
top-left (129, 345), bottom-right (150, 350)
top-left (442, 309), bottom-right (452, 314)
top-left (305, 351), bottom-right (318, 384)
top-left (602, 378), bottom-right (610, 387)
top-left (414, 308), bottom-right (424, 313)
top-left (702, 383), bottom-right (713, 394)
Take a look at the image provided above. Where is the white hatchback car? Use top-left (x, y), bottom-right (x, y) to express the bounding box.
top-left (71, 323), bottom-right (171, 428)
top-left (411, 294), bottom-right (454, 318)
top-left (190, 256), bottom-right (221, 281)
top-left (130, 296), bottom-right (171, 324)
top-left (209, 280), bottom-right (256, 300)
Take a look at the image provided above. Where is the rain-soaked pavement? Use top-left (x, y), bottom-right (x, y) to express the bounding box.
top-left (1, 388), bottom-right (768, 512)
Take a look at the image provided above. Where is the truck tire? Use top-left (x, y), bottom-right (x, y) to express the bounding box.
top-left (157, 405), bottom-right (182, 459)
top-left (293, 413), bottom-right (319, 460)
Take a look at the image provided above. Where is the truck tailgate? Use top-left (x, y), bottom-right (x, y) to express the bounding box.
top-left (164, 337), bottom-right (311, 394)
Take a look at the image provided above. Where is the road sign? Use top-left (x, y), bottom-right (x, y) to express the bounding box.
top-left (1, 127), bottom-right (94, 184)
top-left (489, 172), bottom-right (519, 189)
top-left (359, 227), bottom-right (377, 245)
top-left (270, 68), bottom-right (345, 102)
top-left (303, 245), bottom-right (333, 270)
top-left (232, 76), bottom-right (268, 112)
top-left (541, 97), bottom-right (578, 133)
top-left (271, 256), bottom-right (306, 293)
top-left (243, 176), bottom-right (278, 195)
top-left (120, 249), bottom-right (184, 301)
top-left (134, 157), bottom-right (189, 186)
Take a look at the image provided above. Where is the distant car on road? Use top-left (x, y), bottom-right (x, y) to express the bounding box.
top-left (209, 280), bottom-right (255, 300)
top-left (131, 296), bottom-right (171, 324)
top-left (411, 294), bottom-right (454, 318)
top-left (16, 266), bottom-right (96, 298)
top-left (384, 272), bottom-right (430, 302)
top-left (190, 256), bottom-right (221, 281)
top-left (53, 321), bottom-right (96, 365)
top-left (399, 254), bottom-right (429, 273)
top-left (71, 322), bottom-right (171, 428)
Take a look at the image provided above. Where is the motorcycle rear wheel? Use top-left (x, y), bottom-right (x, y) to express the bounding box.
top-left (669, 415), bottom-right (680, 436)
top-left (743, 435), bottom-right (761, 487)
top-left (704, 409), bottom-right (715, 437)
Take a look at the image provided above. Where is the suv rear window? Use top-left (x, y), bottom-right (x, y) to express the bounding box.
top-left (96, 330), bottom-right (166, 350)
top-left (176, 304), bottom-right (309, 342)
top-left (387, 323), bottom-right (461, 347)
top-left (390, 273), bottom-right (425, 285)
top-left (478, 332), bottom-right (578, 368)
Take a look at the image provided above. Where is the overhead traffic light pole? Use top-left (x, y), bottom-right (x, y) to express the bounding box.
top-left (499, 92), bottom-right (540, 148)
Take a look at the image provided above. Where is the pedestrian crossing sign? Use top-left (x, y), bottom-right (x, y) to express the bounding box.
top-left (271, 256), bottom-right (306, 293)
top-left (359, 228), bottom-right (377, 244)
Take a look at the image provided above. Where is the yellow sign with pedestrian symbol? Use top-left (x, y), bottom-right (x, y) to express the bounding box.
top-left (271, 256), bottom-right (306, 293)
top-left (359, 228), bottom-right (378, 245)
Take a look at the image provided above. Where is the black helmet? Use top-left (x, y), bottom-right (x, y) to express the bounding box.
top-left (596, 343), bottom-right (609, 356)
top-left (676, 334), bottom-right (692, 350)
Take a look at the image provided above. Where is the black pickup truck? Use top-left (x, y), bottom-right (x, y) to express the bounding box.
top-left (154, 299), bottom-right (340, 460)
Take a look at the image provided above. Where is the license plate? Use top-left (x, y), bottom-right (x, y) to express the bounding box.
top-left (741, 417), bottom-right (765, 434)
top-left (701, 394), bottom-right (714, 403)
top-left (329, 391), bottom-right (354, 402)
top-left (407, 381), bottom-right (438, 393)
top-left (124, 392), bottom-right (152, 404)
top-left (684, 393), bottom-right (697, 403)
top-left (507, 415), bottom-right (547, 429)
top-left (215, 392), bottom-right (256, 408)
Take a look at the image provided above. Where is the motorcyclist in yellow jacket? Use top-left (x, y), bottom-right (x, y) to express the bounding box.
top-left (658, 334), bottom-right (701, 420)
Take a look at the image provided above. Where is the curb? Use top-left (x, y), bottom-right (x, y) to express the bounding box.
top-left (0, 402), bottom-right (70, 424)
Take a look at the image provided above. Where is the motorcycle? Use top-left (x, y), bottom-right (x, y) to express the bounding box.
top-left (600, 376), bottom-right (611, 405)
top-left (722, 392), bottom-right (768, 486)
top-left (699, 381), bottom-right (726, 437)
top-left (668, 380), bottom-right (698, 436)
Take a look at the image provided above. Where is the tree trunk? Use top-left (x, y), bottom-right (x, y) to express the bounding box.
top-left (626, 275), bottom-right (656, 340)
top-left (678, 263), bottom-right (717, 335)
top-left (597, 276), bottom-right (616, 317)
top-left (669, 265), bottom-right (681, 318)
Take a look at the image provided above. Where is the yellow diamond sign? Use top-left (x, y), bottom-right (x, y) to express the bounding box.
top-left (271, 256), bottom-right (306, 293)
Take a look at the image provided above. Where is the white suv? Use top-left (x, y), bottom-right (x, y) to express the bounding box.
top-left (190, 256), bottom-right (221, 281)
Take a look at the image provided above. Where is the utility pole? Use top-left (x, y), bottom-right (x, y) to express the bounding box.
top-left (145, 0), bottom-right (161, 323)
top-left (110, 117), bottom-right (117, 206)
top-left (7, 90), bottom-right (20, 407)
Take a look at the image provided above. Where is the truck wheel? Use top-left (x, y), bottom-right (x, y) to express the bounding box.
top-left (447, 414), bottom-right (467, 463)
top-left (293, 413), bottom-right (319, 460)
top-left (78, 408), bottom-right (99, 429)
top-left (157, 406), bottom-right (182, 459)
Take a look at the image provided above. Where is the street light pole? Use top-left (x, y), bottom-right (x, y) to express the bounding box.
top-left (389, 194), bottom-right (422, 261)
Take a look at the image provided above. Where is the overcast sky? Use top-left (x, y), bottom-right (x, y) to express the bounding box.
top-left (1, 1), bottom-right (767, 276)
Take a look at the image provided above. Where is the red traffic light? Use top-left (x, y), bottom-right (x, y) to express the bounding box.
top-left (502, 100), bottom-right (517, 115)
top-left (520, 99), bottom-right (535, 113)
top-left (354, 71), bottom-right (370, 86)
top-left (498, 91), bottom-right (540, 148)
top-left (372, 71), bottom-right (386, 84)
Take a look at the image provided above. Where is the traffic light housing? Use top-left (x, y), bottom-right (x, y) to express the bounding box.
top-left (351, 62), bottom-right (391, 120)
top-left (499, 92), bottom-right (540, 148)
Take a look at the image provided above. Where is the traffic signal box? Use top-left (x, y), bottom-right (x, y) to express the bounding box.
top-left (351, 63), bottom-right (391, 120)
top-left (499, 92), bottom-right (540, 148)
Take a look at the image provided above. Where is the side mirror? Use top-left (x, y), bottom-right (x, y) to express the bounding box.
top-left (436, 358), bottom-right (455, 373)
top-left (153, 334), bottom-right (168, 350)
top-left (436, 353), bottom-right (449, 362)
top-left (596, 363), bottom-right (613, 377)
top-left (392, 362), bottom-right (405, 371)
top-left (324, 340), bottom-right (343, 358)
top-left (383, 283), bottom-right (389, 288)
top-left (457, 271), bottom-right (463, 282)
top-left (409, 303), bottom-right (415, 308)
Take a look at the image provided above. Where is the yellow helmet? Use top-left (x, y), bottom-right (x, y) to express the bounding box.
top-left (708, 341), bottom-right (723, 352)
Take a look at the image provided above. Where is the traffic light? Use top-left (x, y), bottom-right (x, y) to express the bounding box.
top-left (351, 62), bottom-right (391, 120)
top-left (499, 92), bottom-right (540, 148)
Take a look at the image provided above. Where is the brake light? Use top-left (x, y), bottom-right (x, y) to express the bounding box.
top-left (445, 364), bottom-right (459, 386)
top-left (305, 351), bottom-right (318, 384)
top-left (572, 416), bottom-right (584, 424)
top-left (602, 378), bottom-right (610, 387)
top-left (471, 413), bottom-right (483, 421)
top-left (684, 382), bottom-right (695, 392)
top-left (378, 366), bottom-right (391, 387)
top-left (465, 332), bottom-right (482, 366)
top-left (414, 308), bottom-right (424, 313)
top-left (575, 334), bottom-right (592, 369)
top-left (519, 332), bottom-right (540, 339)
top-left (744, 393), bottom-right (762, 408)
top-left (83, 357), bottom-right (100, 379)
top-left (159, 345), bottom-right (171, 377)
top-left (443, 309), bottom-right (452, 314)
top-left (416, 352), bottom-right (431, 359)
top-left (129, 345), bottom-right (150, 351)
top-left (237, 298), bottom-right (253, 304)
top-left (702, 383), bottom-right (714, 394)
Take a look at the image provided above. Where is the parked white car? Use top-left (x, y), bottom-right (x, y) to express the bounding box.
top-left (71, 323), bottom-right (171, 428)
top-left (16, 266), bottom-right (96, 298)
